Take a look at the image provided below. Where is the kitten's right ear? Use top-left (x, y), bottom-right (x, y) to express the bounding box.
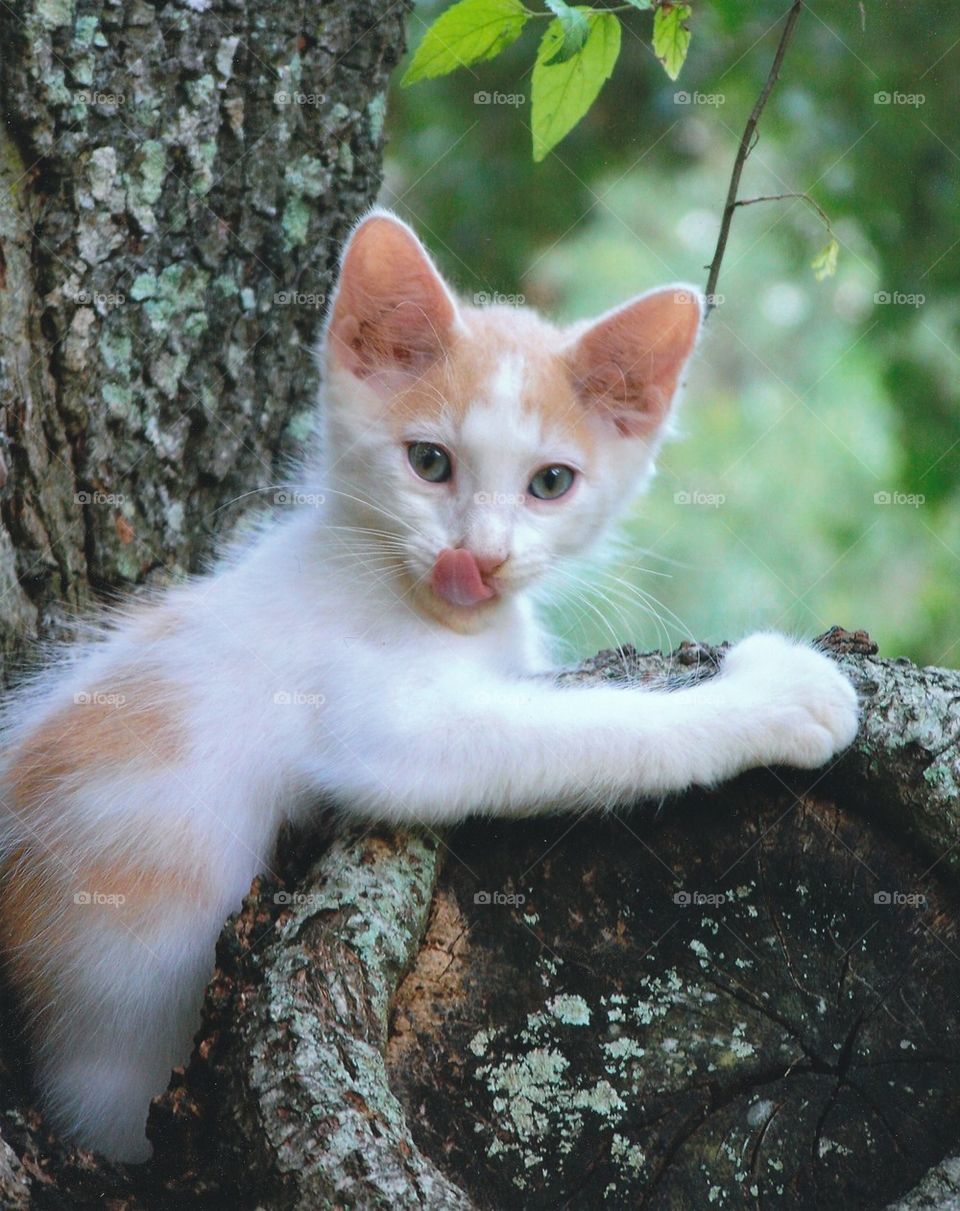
top-left (325, 211), bottom-right (460, 385)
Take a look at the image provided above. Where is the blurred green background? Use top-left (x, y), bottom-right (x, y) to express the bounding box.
top-left (382, 0), bottom-right (959, 666)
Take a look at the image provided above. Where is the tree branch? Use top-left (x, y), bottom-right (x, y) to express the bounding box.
top-left (704, 0), bottom-right (805, 314)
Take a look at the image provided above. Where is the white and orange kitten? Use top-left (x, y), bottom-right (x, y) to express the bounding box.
top-left (0, 212), bottom-right (858, 1161)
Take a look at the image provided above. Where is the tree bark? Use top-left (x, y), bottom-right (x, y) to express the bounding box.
top-left (0, 0), bottom-right (406, 665)
top-left (3, 630), bottom-right (960, 1209)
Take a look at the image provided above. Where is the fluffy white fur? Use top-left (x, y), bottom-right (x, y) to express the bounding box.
top-left (0, 210), bottom-right (859, 1161)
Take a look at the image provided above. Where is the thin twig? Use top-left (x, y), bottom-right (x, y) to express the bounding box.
top-left (733, 191), bottom-right (834, 237)
top-left (704, 0), bottom-right (804, 315)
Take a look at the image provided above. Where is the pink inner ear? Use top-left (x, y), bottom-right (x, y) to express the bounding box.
top-left (566, 288), bottom-right (702, 437)
top-left (327, 215), bottom-right (458, 382)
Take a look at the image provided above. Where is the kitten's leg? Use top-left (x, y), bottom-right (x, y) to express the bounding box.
top-left (2, 810), bottom-right (261, 1161)
top-left (322, 633), bottom-right (858, 822)
top-left (31, 907), bottom-right (224, 1161)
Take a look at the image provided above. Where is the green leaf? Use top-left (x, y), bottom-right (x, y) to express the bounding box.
top-left (623, 0), bottom-right (654, 8)
top-left (811, 237), bottom-right (839, 281)
top-left (652, 3), bottom-right (691, 81)
top-left (531, 11), bottom-right (621, 161)
top-left (543, 0), bottom-right (591, 65)
top-left (402, 0), bottom-right (529, 86)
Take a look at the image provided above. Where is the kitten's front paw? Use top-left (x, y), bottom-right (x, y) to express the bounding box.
top-left (721, 632), bottom-right (860, 769)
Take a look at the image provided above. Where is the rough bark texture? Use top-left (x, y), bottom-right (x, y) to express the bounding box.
top-left (2, 630), bottom-right (960, 1208)
top-left (0, 0), bottom-right (405, 665)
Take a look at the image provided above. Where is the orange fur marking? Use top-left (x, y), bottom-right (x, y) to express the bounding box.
top-left (388, 306), bottom-right (597, 450)
top-left (8, 674), bottom-right (185, 812)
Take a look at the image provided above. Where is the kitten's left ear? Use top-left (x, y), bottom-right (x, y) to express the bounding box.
top-left (564, 286), bottom-right (703, 438)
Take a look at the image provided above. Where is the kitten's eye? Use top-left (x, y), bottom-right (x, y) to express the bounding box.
top-left (407, 442), bottom-right (452, 483)
top-left (529, 464), bottom-right (575, 500)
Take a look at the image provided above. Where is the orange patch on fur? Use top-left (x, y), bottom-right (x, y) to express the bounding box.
top-left (387, 306), bottom-right (596, 451)
top-left (8, 674), bottom-right (185, 812)
top-left (0, 841), bottom-right (211, 1026)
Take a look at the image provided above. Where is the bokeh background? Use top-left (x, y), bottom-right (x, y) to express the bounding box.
top-left (381, 0), bottom-right (959, 667)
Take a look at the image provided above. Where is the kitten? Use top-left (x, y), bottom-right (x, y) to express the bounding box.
top-left (0, 211), bottom-right (858, 1161)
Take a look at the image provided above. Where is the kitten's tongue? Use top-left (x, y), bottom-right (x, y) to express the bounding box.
top-left (431, 548), bottom-right (496, 608)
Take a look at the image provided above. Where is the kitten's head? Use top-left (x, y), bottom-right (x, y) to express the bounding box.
top-left (319, 210), bottom-right (702, 632)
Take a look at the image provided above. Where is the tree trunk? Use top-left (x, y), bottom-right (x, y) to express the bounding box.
top-left (2, 630), bottom-right (960, 1209)
top-left (0, 0), bottom-right (406, 664)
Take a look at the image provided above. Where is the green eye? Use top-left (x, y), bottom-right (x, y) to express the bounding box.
top-left (529, 465), bottom-right (575, 500)
top-left (408, 442), bottom-right (452, 483)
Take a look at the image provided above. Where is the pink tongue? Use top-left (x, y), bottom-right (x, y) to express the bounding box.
top-left (432, 548), bottom-right (495, 608)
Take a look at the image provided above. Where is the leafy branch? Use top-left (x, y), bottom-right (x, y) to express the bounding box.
top-left (403, 0), bottom-right (838, 292)
top-left (402, 0), bottom-right (693, 161)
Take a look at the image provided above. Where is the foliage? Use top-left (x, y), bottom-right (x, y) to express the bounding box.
top-left (404, 0), bottom-right (691, 159)
top-left (388, 0), bottom-right (960, 665)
